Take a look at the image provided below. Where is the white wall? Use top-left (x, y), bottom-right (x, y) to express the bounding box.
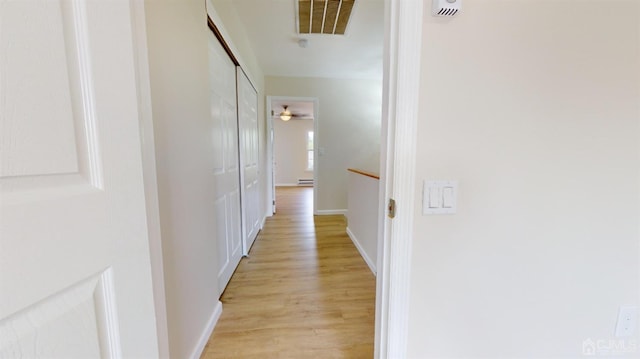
top-left (266, 76), bottom-right (382, 212)
top-left (144, 1), bottom-right (221, 357)
top-left (347, 171), bottom-right (379, 274)
top-left (407, 1), bottom-right (640, 358)
top-left (145, 1), bottom-right (268, 356)
top-left (273, 118), bottom-right (314, 185)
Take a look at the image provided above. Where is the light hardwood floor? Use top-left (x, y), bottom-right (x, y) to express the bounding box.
top-left (201, 187), bottom-right (376, 358)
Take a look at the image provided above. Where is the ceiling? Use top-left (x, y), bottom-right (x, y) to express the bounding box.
top-left (224, 0), bottom-right (384, 80)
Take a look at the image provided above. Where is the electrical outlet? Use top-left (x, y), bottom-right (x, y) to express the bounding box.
top-left (615, 306), bottom-right (637, 337)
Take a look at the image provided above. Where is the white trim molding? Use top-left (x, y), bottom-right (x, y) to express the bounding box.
top-left (190, 301), bottom-right (223, 359)
top-left (129, 1), bottom-right (170, 357)
top-left (375, 0), bottom-right (423, 358)
top-left (267, 96), bottom-right (320, 216)
top-left (346, 227), bottom-right (377, 275)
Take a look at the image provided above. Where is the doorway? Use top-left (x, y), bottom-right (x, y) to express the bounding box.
top-left (266, 96), bottom-right (319, 216)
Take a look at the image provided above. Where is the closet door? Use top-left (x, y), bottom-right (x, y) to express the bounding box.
top-left (237, 70), bottom-right (261, 254)
top-left (209, 34), bottom-right (242, 294)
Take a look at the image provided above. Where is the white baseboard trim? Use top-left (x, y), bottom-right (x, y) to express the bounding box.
top-left (260, 215), bottom-right (267, 229)
top-left (275, 183), bottom-right (298, 187)
top-left (315, 209), bottom-right (347, 215)
top-left (346, 227), bottom-right (377, 275)
top-left (190, 300), bottom-right (223, 359)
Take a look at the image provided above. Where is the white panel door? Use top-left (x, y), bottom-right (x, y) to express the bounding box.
top-left (0, 0), bottom-right (158, 357)
top-left (209, 35), bottom-right (243, 294)
top-left (237, 70), bottom-right (261, 254)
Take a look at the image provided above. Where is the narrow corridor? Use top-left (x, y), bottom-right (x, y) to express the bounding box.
top-left (202, 187), bottom-right (376, 358)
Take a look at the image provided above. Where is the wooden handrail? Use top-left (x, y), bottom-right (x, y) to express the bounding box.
top-left (348, 168), bottom-right (380, 180)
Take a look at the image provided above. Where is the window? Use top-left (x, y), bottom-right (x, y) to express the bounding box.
top-left (307, 131), bottom-right (314, 171)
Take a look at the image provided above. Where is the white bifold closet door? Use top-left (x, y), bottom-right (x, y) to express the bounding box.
top-left (0, 0), bottom-right (159, 357)
top-left (208, 33), bottom-right (243, 294)
top-left (237, 70), bottom-right (261, 254)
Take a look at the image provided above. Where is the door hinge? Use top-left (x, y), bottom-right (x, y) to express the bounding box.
top-left (273, 200), bottom-right (276, 205)
top-left (388, 198), bottom-right (396, 219)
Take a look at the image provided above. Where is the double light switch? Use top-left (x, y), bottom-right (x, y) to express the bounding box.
top-left (423, 180), bottom-right (458, 215)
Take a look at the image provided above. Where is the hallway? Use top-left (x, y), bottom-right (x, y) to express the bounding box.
top-left (201, 187), bottom-right (376, 358)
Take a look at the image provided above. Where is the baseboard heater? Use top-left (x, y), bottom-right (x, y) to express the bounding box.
top-left (297, 178), bottom-right (314, 186)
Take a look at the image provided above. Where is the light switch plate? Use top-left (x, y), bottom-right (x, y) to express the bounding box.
top-left (615, 306), bottom-right (637, 337)
top-left (423, 180), bottom-right (458, 215)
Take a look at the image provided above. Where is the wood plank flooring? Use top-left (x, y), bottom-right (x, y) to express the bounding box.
top-left (201, 187), bottom-right (376, 358)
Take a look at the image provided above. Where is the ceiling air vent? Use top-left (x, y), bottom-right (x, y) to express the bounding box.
top-left (298, 0), bottom-right (355, 35)
top-left (432, 0), bottom-right (461, 17)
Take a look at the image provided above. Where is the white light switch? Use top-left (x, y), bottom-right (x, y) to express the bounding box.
top-left (423, 180), bottom-right (458, 215)
top-left (429, 186), bottom-right (441, 208)
top-left (442, 187), bottom-right (454, 208)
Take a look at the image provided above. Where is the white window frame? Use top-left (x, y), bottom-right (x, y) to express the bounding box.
top-left (306, 130), bottom-right (314, 171)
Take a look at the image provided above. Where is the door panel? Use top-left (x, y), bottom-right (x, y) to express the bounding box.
top-left (0, 271), bottom-right (120, 358)
top-left (0, 0), bottom-right (158, 357)
top-left (209, 33), bottom-right (242, 294)
top-left (237, 70), bottom-right (261, 254)
top-left (215, 197), bottom-right (228, 274)
top-left (229, 189), bottom-right (242, 256)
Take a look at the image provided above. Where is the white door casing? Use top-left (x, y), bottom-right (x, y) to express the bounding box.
top-left (237, 69), bottom-right (260, 254)
top-left (265, 96), bottom-right (319, 216)
top-left (375, 0), bottom-right (423, 358)
top-left (0, 0), bottom-right (159, 357)
top-left (270, 126), bottom-right (276, 214)
top-left (209, 33), bottom-right (243, 294)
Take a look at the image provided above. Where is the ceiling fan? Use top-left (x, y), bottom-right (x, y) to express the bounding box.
top-left (274, 105), bottom-right (311, 121)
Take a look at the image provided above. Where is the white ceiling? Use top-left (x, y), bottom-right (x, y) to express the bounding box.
top-left (225, 0), bottom-right (384, 80)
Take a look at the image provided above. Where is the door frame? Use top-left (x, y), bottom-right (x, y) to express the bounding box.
top-left (375, 0), bottom-right (423, 358)
top-left (266, 96), bottom-right (319, 216)
top-left (130, 1), bottom-right (170, 357)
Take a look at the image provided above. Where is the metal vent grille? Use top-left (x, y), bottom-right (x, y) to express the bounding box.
top-left (298, 0), bottom-right (355, 35)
